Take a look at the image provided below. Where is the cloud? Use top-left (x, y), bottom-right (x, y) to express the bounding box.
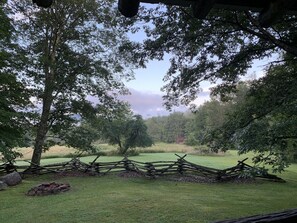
top-left (191, 91), bottom-right (211, 107)
top-left (87, 88), bottom-right (211, 119)
top-left (120, 89), bottom-right (187, 118)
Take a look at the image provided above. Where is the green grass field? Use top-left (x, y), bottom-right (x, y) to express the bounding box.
top-left (1, 144), bottom-right (297, 223)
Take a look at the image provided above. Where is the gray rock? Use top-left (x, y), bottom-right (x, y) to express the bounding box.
top-left (0, 171), bottom-right (22, 186)
top-left (0, 180), bottom-right (8, 190)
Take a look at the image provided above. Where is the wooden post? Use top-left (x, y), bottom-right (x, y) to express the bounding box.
top-left (123, 156), bottom-right (131, 171)
top-left (94, 163), bottom-right (100, 174)
top-left (177, 158), bottom-right (184, 175)
top-left (216, 170), bottom-right (223, 181)
top-left (237, 158), bottom-right (248, 171)
top-left (85, 155), bottom-right (101, 173)
top-left (146, 162), bottom-right (156, 179)
top-left (5, 161), bottom-right (17, 173)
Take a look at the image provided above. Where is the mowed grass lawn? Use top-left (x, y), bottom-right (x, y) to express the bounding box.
top-left (1, 146), bottom-right (297, 223)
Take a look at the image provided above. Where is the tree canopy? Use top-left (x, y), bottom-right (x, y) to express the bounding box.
top-left (101, 114), bottom-right (153, 155)
top-left (0, 1), bottom-right (30, 161)
top-left (145, 112), bottom-right (187, 144)
top-left (207, 58), bottom-right (297, 172)
top-left (128, 6), bottom-right (297, 108)
top-left (7, 0), bottom-right (136, 165)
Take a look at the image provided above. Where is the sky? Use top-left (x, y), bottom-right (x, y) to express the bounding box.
top-left (120, 50), bottom-right (269, 119)
top-left (121, 58), bottom-right (211, 118)
top-left (119, 15), bottom-right (213, 119)
top-left (117, 4), bottom-right (272, 119)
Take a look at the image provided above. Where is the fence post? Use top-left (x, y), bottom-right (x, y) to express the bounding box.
top-left (94, 164), bottom-right (99, 174)
top-left (175, 154), bottom-right (187, 175)
top-left (123, 156), bottom-right (131, 171)
top-left (216, 171), bottom-right (222, 181)
top-left (146, 162), bottom-right (156, 179)
top-left (177, 158), bottom-right (184, 175)
top-left (5, 161), bottom-right (17, 174)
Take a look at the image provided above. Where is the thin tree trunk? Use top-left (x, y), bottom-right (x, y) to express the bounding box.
top-left (118, 140), bottom-right (125, 155)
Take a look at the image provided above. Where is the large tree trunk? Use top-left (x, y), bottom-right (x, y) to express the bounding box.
top-left (30, 27), bottom-right (60, 166)
top-left (31, 94), bottom-right (53, 166)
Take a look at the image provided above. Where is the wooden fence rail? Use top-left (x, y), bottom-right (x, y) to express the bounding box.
top-left (213, 208), bottom-right (297, 223)
top-left (0, 154), bottom-right (285, 182)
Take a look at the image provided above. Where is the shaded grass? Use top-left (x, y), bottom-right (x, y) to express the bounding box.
top-left (3, 148), bottom-right (297, 223)
top-left (1, 171), bottom-right (297, 223)
top-left (2, 151), bottom-right (297, 222)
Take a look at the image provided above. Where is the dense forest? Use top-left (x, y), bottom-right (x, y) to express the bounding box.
top-left (146, 79), bottom-right (297, 171)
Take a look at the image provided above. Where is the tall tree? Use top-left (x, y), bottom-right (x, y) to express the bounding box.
top-left (145, 116), bottom-right (166, 142)
top-left (10, 0), bottom-right (136, 165)
top-left (64, 122), bottom-right (100, 154)
top-left (102, 114), bottom-right (153, 155)
top-left (185, 101), bottom-right (217, 146)
top-left (163, 112), bottom-right (186, 143)
top-left (207, 58), bottom-right (297, 172)
top-left (185, 83), bottom-right (248, 146)
top-left (146, 113), bottom-right (189, 144)
top-left (0, 1), bottom-right (30, 161)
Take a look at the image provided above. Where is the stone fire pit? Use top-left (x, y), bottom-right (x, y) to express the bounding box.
top-left (26, 182), bottom-right (70, 196)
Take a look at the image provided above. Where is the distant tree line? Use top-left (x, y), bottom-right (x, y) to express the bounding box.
top-left (146, 75), bottom-right (297, 172)
top-left (145, 112), bottom-right (187, 144)
top-left (145, 84), bottom-right (248, 146)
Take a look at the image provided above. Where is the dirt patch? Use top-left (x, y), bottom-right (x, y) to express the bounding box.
top-left (118, 171), bottom-right (145, 178)
top-left (26, 182), bottom-right (70, 196)
top-left (117, 171), bottom-right (256, 184)
top-left (166, 175), bottom-right (218, 183)
top-left (117, 171), bottom-right (218, 183)
top-left (55, 170), bottom-right (95, 178)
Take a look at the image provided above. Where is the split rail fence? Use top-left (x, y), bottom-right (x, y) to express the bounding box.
top-left (0, 154), bottom-right (285, 182)
top-left (214, 208), bottom-right (297, 223)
